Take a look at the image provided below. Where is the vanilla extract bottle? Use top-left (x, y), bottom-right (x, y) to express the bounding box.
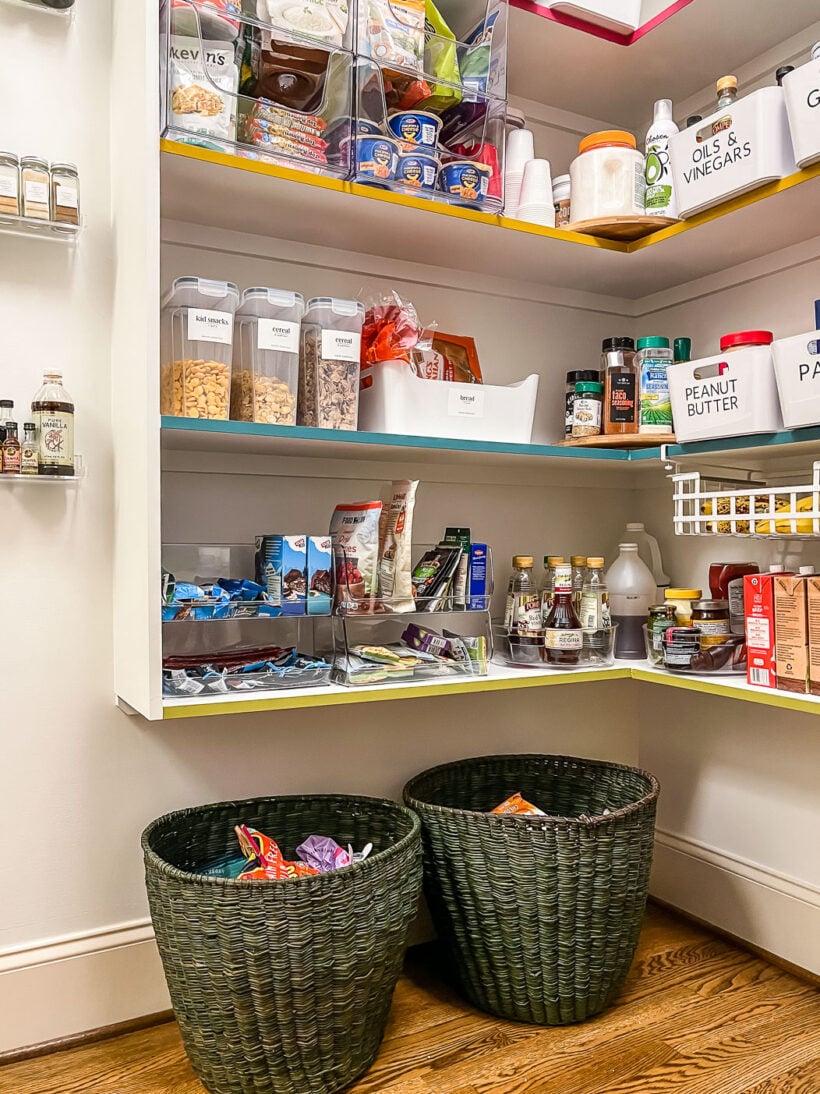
top-left (32, 371), bottom-right (74, 476)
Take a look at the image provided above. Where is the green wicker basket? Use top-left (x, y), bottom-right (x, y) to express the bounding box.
top-left (142, 794), bottom-right (422, 1094)
top-left (403, 754), bottom-right (659, 1026)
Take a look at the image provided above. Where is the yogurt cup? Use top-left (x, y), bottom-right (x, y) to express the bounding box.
top-left (395, 151), bottom-right (439, 190)
top-left (387, 111), bottom-right (442, 152)
top-left (344, 135), bottom-right (400, 181)
top-left (438, 159), bottom-right (492, 206)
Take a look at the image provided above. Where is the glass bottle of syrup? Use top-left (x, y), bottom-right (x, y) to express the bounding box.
top-left (543, 563), bottom-right (583, 665)
top-left (32, 371), bottom-right (74, 476)
top-left (2, 421), bottom-right (21, 473)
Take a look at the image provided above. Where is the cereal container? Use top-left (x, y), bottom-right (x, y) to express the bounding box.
top-left (231, 288), bottom-right (305, 426)
top-left (298, 297), bottom-right (365, 430)
top-left (160, 277), bottom-right (239, 420)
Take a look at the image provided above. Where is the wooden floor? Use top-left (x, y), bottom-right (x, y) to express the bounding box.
top-left (3, 906), bottom-right (820, 1094)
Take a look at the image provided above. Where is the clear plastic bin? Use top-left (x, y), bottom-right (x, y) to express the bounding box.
top-left (231, 287), bottom-right (304, 425)
top-left (298, 297), bottom-right (365, 429)
top-left (160, 277), bottom-right (240, 419)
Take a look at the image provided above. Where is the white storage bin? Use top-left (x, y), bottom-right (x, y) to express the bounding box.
top-left (669, 87), bottom-right (797, 219)
top-left (783, 56), bottom-right (820, 168)
top-left (358, 360), bottom-right (539, 443)
top-left (537, 0), bottom-right (641, 33)
top-left (668, 346), bottom-right (783, 444)
top-left (772, 328), bottom-right (820, 430)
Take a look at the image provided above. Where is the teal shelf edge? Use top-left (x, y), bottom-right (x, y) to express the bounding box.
top-left (664, 426), bottom-right (820, 459)
top-left (160, 417), bottom-right (637, 461)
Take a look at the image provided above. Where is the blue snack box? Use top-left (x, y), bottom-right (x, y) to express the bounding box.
top-left (468, 543), bottom-right (490, 610)
top-left (307, 536), bottom-right (332, 616)
top-left (255, 535), bottom-right (307, 615)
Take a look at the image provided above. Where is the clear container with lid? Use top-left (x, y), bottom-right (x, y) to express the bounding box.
top-left (0, 152), bottom-right (20, 222)
top-left (50, 162), bottom-right (80, 231)
top-left (231, 288), bottom-right (304, 426)
top-left (298, 297), bottom-right (365, 431)
top-left (160, 277), bottom-right (240, 420)
top-left (569, 130), bottom-right (646, 223)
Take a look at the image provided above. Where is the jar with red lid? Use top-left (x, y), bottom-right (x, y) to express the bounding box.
top-left (720, 331), bottom-right (774, 352)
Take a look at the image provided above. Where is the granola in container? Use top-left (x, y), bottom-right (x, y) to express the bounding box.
top-left (231, 287), bottom-right (304, 425)
top-left (298, 297), bottom-right (364, 430)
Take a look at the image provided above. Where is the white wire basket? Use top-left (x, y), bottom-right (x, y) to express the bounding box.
top-left (672, 461), bottom-right (820, 538)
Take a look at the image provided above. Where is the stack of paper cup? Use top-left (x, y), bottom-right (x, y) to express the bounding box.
top-left (516, 159), bottom-right (556, 227)
top-left (504, 129), bottom-right (535, 218)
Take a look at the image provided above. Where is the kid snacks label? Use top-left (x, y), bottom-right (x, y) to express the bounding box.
top-left (187, 307), bottom-right (234, 344)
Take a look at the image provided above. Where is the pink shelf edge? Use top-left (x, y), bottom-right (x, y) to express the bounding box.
top-left (508, 0), bottom-right (695, 46)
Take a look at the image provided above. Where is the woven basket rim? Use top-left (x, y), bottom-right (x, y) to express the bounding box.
top-left (403, 753), bottom-right (660, 828)
top-left (141, 793), bottom-right (420, 888)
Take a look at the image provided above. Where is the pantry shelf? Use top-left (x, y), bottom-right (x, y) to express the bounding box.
top-left (161, 142), bottom-right (820, 299)
top-left (0, 213), bottom-right (81, 243)
top-left (632, 664), bottom-right (820, 716)
top-left (663, 427), bottom-right (820, 470)
top-left (160, 416), bottom-right (639, 464)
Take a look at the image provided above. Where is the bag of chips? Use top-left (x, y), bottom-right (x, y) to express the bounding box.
top-left (378, 479), bottom-right (418, 611)
top-left (330, 500), bottom-right (383, 611)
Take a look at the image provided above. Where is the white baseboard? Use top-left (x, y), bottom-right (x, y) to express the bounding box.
top-left (3, 833), bottom-right (818, 1056)
top-left (651, 829), bottom-right (820, 975)
top-left (0, 920), bottom-right (169, 1055)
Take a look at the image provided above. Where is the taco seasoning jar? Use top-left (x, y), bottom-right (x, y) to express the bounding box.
top-left (21, 156), bottom-right (50, 221)
top-left (0, 152), bottom-right (20, 221)
top-left (50, 162), bottom-right (81, 231)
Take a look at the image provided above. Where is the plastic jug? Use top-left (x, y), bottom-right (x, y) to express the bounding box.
top-left (606, 543), bottom-right (657, 659)
top-left (625, 522), bottom-right (669, 593)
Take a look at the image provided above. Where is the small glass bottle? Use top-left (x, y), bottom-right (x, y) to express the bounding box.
top-left (50, 162), bottom-right (81, 231)
top-left (580, 558), bottom-right (611, 632)
top-left (504, 556), bottom-right (542, 636)
top-left (2, 422), bottom-right (21, 474)
top-left (571, 382), bottom-right (603, 438)
top-left (21, 156), bottom-right (51, 222)
top-left (0, 399), bottom-right (13, 443)
top-left (602, 336), bottom-right (637, 435)
top-left (543, 564), bottom-right (583, 666)
top-left (716, 76), bottom-right (738, 109)
top-left (541, 555), bottom-right (565, 621)
top-left (0, 151), bottom-right (20, 222)
top-left (32, 371), bottom-right (74, 476)
top-left (21, 423), bottom-right (39, 475)
top-left (570, 556), bottom-right (587, 614)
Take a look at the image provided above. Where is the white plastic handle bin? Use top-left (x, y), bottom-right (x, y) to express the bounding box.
top-left (772, 328), bottom-right (820, 430)
top-left (669, 86), bottom-right (797, 219)
top-left (668, 346), bottom-right (783, 444)
top-left (783, 56), bottom-right (820, 168)
top-left (358, 360), bottom-right (539, 443)
top-left (539, 0), bottom-right (641, 34)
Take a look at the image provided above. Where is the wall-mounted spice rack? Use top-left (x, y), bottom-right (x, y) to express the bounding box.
top-left (0, 214), bottom-right (82, 243)
top-left (0, 454), bottom-right (85, 483)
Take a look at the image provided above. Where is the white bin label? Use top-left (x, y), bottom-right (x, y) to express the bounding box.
top-left (321, 329), bottom-right (361, 362)
top-left (683, 118), bottom-right (752, 184)
top-left (187, 308), bottom-right (234, 345)
top-left (447, 387), bottom-right (486, 418)
top-left (684, 362), bottom-right (744, 422)
top-left (257, 318), bottom-right (300, 354)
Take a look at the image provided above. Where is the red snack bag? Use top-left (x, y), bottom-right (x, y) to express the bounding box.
top-left (361, 292), bottom-right (421, 365)
top-left (491, 792), bottom-right (546, 816)
top-left (235, 825), bottom-right (319, 880)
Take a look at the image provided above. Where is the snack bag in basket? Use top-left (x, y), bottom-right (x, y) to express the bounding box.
top-left (491, 792), bottom-right (545, 816)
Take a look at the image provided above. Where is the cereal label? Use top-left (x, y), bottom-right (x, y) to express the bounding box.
top-left (257, 318), bottom-right (300, 354)
top-left (321, 329), bottom-right (361, 363)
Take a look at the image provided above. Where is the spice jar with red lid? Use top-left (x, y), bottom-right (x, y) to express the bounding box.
top-left (720, 330), bottom-right (774, 352)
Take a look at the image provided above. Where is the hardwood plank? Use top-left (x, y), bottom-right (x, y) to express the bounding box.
top-left (1, 906), bottom-right (818, 1094)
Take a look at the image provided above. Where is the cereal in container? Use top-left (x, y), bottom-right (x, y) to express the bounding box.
top-left (160, 277), bottom-right (239, 420)
top-left (231, 287), bottom-right (304, 426)
top-left (298, 297), bottom-right (364, 430)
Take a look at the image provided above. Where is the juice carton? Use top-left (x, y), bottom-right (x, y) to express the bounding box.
top-left (806, 578), bottom-right (820, 696)
top-left (745, 572), bottom-right (778, 688)
top-left (774, 575), bottom-right (809, 693)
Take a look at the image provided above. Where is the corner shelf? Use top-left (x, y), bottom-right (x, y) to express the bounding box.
top-left (0, 214), bottom-right (81, 244)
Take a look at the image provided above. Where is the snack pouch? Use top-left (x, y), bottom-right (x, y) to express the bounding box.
top-left (378, 479), bottom-right (419, 610)
top-left (330, 500), bottom-right (383, 609)
top-left (491, 792), bottom-right (546, 816)
top-left (255, 0), bottom-right (350, 48)
top-left (420, 0), bottom-right (462, 113)
top-left (169, 36), bottom-right (240, 142)
top-left (235, 825), bottom-right (319, 880)
top-left (359, 0), bottom-right (426, 71)
top-left (460, 2), bottom-right (506, 100)
top-left (296, 835), bottom-right (352, 873)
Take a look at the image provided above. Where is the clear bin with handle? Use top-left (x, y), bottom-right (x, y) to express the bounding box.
top-left (160, 277), bottom-right (239, 420)
top-left (231, 288), bottom-right (305, 425)
top-left (298, 297), bottom-right (365, 430)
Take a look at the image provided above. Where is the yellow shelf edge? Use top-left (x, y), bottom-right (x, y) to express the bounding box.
top-left (627, 163), bottom-right (820, 252)
top-left (162, 661), bottom-right (820, 719)
top-left (162, 666), bottom-right (631, 719)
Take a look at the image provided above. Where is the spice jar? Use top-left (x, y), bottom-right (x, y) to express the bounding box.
top-left (571, 381), bottom-right (603, 438)
top-left (691, 599), bottom-right (730, 647)
top-left (564, 370), bottom-right (599, 437)
top-left (646, 604), bottom-right (676, 665)
top-left (662, 626), bottom-right (702, 670)
top-left (0, 152), bottom-right (20, 222)
top-left (160, 277), bottom-right (240, 420)
top-left (21, 156), bottom-right (50, 221)
top-left (569, 131), bottom-right (646, 223)
top-left (298, 297), bottom-right (364, 431)
top-left (50, 162), bottom-right (81, 231)
top-left (552, 174), bottom-right (571, 227)
top-left (664, 587), bottom-right (701, 625)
